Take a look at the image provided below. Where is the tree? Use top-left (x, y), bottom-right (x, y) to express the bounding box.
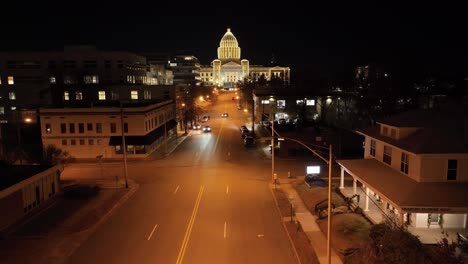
top-left (43, 145), bottom-right (75, 166)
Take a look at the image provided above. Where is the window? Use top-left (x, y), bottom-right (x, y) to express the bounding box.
top-left (69, 123), bottom-right (75, 133)
top-left (447, 160), bottom-right (457, 180)
top-left (296, 100), bottom-right (304, 105)
top-left (382, 126), bottom-right (388, 136)
top-left (87, 123), bottom-right (93, 131)
top-left (71, 139), bottom-right (76, 145)
top-left (62, 139), bottom-right (67, 146)
top-left (306, 99), bottom-right (315, 106)
top-left (97, 139), bottom-right (102, 145)
top-left (60, 123), bottom-right (66, 133)
top-left (110, 123), bottom-right (117, 133)
top-left (144, 90), bottom-right (151, 99)
top-left (84, 75), bottom-right (99, 84)
top-left (96, 123), bottom-right (102, 133)
top-left (390, 129), bottom-right (396, 138)
top-left (8, 76), bottom-right (14, 85)
top-left (401, 152), bottom-right (409, 174)
top-left (76, 91), bottom-right (83, 100)
top-left (45, 124), bottom-right (52, 134)
top-left (50, 76), bottom-right (56, 84)
top-left (0, 107), bottom-right (4, 115)
top-left (261, 100), bottom-right (270, 105)
top-left (9, 92), bottom-right (16, 100)
top-left (79, 139), bottom-right (85, 145)
top-left (383, 145), bottom-right (392, 165)
top-left (111, 91), bottom-right (119, 100)
top-left (63, 91), bottom-right (70, 101)
top-left (98, 91), bottom-right (106, 100)
top-left (88, 139), bottom-right (94, 145)
top-left (370, 140), bottom-right (376, 157)
top-left (10, 106), bottom-right (16, 110)
top-left (277, 100), bottom-right (285, 109)
top-left (78, 123), bottom-right (84, 133)
top-left (124, 123), bottom-right (128, 133)
top-left (131, 91), bottom-right (138, 100)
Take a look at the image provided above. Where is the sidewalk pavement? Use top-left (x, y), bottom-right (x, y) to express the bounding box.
top-left (279, 179), bottom-right (342, 264)
top-left (146, 130), bottom-right (192, 160)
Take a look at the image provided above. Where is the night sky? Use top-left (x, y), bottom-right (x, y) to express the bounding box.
top-left (1, 2), bottom-right (467, 87)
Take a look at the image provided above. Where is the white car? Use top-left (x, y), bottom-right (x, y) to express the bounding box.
top-left (202, 126), bottom-right (211, 132)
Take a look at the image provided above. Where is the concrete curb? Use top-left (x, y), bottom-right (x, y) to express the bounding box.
top-left (269, 184), bottom-right (302, 264)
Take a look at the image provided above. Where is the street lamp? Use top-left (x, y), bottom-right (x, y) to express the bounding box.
top-left (272, 134), bottom-right (333, 263)
top-left (120, 105), bottom-right (129, 189)
top-left (181, 103), bottom-right (187, 134)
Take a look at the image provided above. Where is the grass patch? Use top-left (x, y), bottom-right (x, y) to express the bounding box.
top-left (293, 180), bottom-right (346, 215)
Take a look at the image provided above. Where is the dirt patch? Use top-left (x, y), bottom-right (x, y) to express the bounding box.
top-left (293, 180), bottom-right (346, 214)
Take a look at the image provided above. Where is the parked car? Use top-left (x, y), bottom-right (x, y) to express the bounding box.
top-left (305, 174), bottom-right (327, 187)
top-left (202, 125), bottom-right (211, 132)
top-left (201, 115), bottom-right (210, 122)
top-left (239, 125), bottom-right (248, 131)
top-left (244, 136), bottom-right (254, 147)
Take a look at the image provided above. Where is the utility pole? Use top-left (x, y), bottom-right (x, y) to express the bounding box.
top-left (164, 114), bottom-right (168, 154)
top-left (271, 112), bottom-right (275, 182)
top-left (120, 105), bottom-right (129, 188)
top-left (327, 144), bottom-right (333, 264)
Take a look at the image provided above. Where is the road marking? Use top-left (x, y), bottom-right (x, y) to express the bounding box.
top-left (226, 185), bottom-right (229, 195)
top-left (174, 185), bottom-right (180, 194)
top-left (176, 186), bottom-right (204, 264)
top-left (224, 221), bottom-right (227, 238)
top-left (147, 224), bottom-right (158, 241)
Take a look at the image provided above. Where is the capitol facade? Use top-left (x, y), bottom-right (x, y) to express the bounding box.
top-left (200, 28), bottom-right (290, 88)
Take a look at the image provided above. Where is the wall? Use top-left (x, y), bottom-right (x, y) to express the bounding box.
top-left (420, 154), bottom-right (468, 182)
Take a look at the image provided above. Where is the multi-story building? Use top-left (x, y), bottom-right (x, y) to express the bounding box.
top-left (200, 28), bottom-right (290, 88)
top-left (353, 64), bottom-right (390, 91)
top-left (169, 54), bottom-right (201, 86)
top-left (39, 100), bottom-right (176, 160)
top-left (337, 107), bottom-right (468, 242)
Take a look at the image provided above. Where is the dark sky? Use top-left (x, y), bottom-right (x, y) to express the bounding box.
top-left (1, 2), bottom-right (467, 86)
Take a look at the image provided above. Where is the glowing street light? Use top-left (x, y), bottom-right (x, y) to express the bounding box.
top-left (24, 118), bottom-right (32, 123)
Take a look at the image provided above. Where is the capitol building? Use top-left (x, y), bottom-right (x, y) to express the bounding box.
top-left (200, 28), bottom-right (290, 88)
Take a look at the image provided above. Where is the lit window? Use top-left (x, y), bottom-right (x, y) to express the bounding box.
top-left (306, 99), bottom-right (315, 106)
top-left (98, 91), bottom-right (106, 100)
top-left (131, 91), bottom-right (138, 100)
top-left (45, 124), bottom-right (52, 134)
top-left (277, 100), bottom-right (285, 109)
top-left (92, 76), bottom-right (98, 83)
top-left (0, 107), bottom-right (4, 115)
top-left (383, 145), bottom-right (392, 165)
top-left (63, 91), bottom-right (70, 101)
top-left (8, 76), bottom-right (14, 85)
top-left (84, 75), bottom-right (99, 84)
top-left (76, 91), bottom-right (83, 100)
top-left (144, 90), bottom-right (151, 99)
top-left (261, 100), bottom-right (270, 105)
top-left (370, 140), bottom-right (376, 157)
top-left (296, 100), bottom-right (304, 105)
top-left (401, 152), bottom-right (409, 174)
top-left (111, 91), bottom-right (119, 100)
top-left (50, 76), bottom-right (56, 84)
top-left (447, 160), bottom-right (457, 180)
top-left (10, 106), bottom-right (16, 110)
top-left (9, 92), bottom-right (16, 100)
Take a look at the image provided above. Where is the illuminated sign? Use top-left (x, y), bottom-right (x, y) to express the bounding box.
top-left (307, 166), bottom-right (320, 174)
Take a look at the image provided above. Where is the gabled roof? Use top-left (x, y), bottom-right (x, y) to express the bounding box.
top-left (359, 107), bottom-right (468, 154)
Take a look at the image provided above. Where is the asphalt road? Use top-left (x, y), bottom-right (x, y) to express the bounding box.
top-left (66, 92), bottom-right (296, 264)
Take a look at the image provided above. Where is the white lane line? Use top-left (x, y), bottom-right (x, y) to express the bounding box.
top-left (226, 185), bottom-right (229, 195)
top-left (174, 185), bottom-right (180, 194)
top-left (147, 224), bottom-right (158, 241)
top-left (224, 221), bottom-right (227, 238)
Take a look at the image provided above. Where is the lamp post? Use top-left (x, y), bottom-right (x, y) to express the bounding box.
top-left (181, 103), bottom-right (187, 135)
top-left (273, 136), bottom-right (333, 263)
top-left (120, 105), bottom-right (129, 189)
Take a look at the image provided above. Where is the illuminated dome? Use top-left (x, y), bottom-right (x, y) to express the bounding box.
top-left (218, 28), bottom-right (241, 61)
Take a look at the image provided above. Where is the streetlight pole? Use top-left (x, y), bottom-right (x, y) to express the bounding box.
top-left (120, 105), bottom-right (129, 189)
top-left (271, 112), bottom-right (275, 183)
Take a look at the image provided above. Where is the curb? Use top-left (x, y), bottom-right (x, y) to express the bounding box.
top-left (269, 184), bottom-right (302, 264)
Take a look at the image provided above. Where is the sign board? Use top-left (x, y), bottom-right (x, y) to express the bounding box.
top-left (306, 166), bottom-right (320, 174)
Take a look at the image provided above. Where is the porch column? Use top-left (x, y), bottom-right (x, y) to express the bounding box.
top-left (397, 210), bottom-right (404, 226)
top-left (353, 178), bottom-right (357, 195)
top-left (365, 187), bottom-right (370, 211)
top-left (381, 200), bottom-right (388, 220)
top-left (340, 167), bottom-right (345, 189)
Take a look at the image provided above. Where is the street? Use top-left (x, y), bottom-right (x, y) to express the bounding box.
top-left (65, 92), bottom-right (296, 264)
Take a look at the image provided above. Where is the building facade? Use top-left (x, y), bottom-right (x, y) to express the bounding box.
top-left (40, 101), bottom-right (176, 160)
top-left (336, 108), bottom-right (468, 242)
top-left (200, 28), bottom-right (290, 88)
top-left (0, 164), bottom-right (62, 232)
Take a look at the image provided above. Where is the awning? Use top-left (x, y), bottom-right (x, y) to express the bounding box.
top-left (109, 119), bottom-right (177, 146)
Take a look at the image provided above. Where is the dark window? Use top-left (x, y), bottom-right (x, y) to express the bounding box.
top-left (79, 139), bottom-right (85, 145)
top-left (89, 139), bottom-right (94, 145)
top-left (401, 152), bottom-right (409, 174)
top-left (96, 123), bottom-right (102, 133)
top-left (69, 123), bottom-right (75, 133)
top-left (383, 146), bottom-right (392, 165)
top-left (78, 123), bottom-right (84, 133)
top-left (87, 123), bottom-right (93, 131)
top-left (370, 140), bottom-right (376, 157)
top-left (71, 139), bottom-right (76, 145)
top-left (447, 160), bottom-right (457, 180)
top-left (110, 123), bottom-right (117, 133)
top-left (61, 123), bottom-right (66, 133)
top-left (62, 139), bottom-right (67, 145)
top-left (124, 123), bottom-right (128, 133)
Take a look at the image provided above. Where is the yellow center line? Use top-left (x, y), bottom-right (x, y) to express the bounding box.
top-left (176, 185), bottom-right (204, 264)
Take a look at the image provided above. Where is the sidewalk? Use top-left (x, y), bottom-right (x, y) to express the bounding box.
top-left (147, 130), bottom-right (192, 160)
top-left (279, 179), bottom-right (342, 264)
